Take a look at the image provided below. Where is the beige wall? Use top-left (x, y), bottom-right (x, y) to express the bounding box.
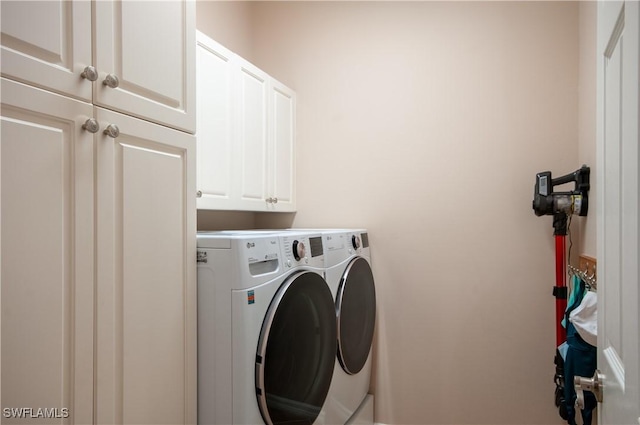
top-left (196, 0), bottom-right (254, 60)
top-left (197, 2), bottom-right (589, 424)
top-left (577, 1), bottom-right (597, 259)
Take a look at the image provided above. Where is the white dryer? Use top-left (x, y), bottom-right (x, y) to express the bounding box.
top-left (197, 230), bottom-right (336, 425)
top-left (289, 229), bottom-right (376, 425)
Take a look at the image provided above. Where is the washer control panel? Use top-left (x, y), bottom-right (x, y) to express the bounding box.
top-left (243, 237), bottom-right (279, 265)
top-left (324, 232), bottom-right (346, 252)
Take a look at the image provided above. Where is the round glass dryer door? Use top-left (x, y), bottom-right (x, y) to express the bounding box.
top-left (255, 271), bottom-right (337, 425)
top-left (336, 256), bottom-right (376, 375)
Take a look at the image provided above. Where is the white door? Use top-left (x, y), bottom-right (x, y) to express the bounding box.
top-left (1, 78), bottom-right (94, 423)
top-left (269, 80), bottom-right (296, 212)
top-left (596, 1), bottom-right (640, 423)
top-left (0, 0), bottom-right (92, 101)
top-left (237, 58), bottom-right (269, 208)
top-left (95, 107), bottom-right (196, 425)
top-left (94, 0), bottom-right (195, 133)
top-left (196, 32), bottom-right (236, 210)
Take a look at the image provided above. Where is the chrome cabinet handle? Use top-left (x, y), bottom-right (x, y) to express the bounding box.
top-left (103, 124), bottom-right (120, 138)
top-left (82, 118), bottom-right (100, 133)
top-left (196, 190), bottom-right (202, 198)
top-left (272, 197), bottom-right (278, 204)
top-left (266, 197), bottom-right (279, 204)
top-left (103, 74), bottom-right (120, 88)
top-left (81, 66), bottom-right (98, 82)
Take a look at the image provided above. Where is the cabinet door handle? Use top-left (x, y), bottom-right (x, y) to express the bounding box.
top-left (103, 124), bottom-right (120, 138)
top-left (82, 118), bottom-right (100, 133)
top-left (272, 197), bottom-right (278, 204)
top-left (196, 190), bottom-right (202, 198)
top-left (103, 74), bottom-right (120, 89)
top-left (81, 66), bottom-right (98, 82)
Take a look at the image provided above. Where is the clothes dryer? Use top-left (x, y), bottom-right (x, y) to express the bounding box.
top-left (288, 229), bottom-right (376, 424)
top-left (197, 230), bottom-right (336, 425)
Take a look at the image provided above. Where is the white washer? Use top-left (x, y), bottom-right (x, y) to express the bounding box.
top-left (197, 230), bottom-right (336, 425)
top-left (289, 229), bottom-right (376, 425)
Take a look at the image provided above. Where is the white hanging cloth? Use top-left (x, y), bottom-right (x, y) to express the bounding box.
top-left (569, 291), bottom-right (597, 347)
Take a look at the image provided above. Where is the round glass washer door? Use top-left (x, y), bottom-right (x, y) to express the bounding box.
top-left (255, 271), bottom-right (337, 425)
top-left (336, 256), bottom-right (377, 375)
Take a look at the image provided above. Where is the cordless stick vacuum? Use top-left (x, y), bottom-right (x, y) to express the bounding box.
top-left (532, 165), bottom-right (591, 421)
top-left (532, 165), bottom-right (590, 345)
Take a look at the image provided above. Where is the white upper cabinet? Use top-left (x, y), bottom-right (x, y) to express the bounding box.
top-left (0, 0), bottom-right (93, 102)
top-left (1, 0), bottom-right (196, 133)
top-left (196, 32), bottom-right (236, 209)
top-left (196, 31), bottom-right (296, 212)
top-left (94, 1), bottom-right (195, 133)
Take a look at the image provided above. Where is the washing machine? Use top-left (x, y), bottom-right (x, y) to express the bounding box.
top-left (289, 229), bottom-right (376, 425)
top-left (197, 230), bottom-right (337, 425)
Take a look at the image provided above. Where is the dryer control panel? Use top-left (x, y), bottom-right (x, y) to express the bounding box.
top-left (347, 231), bottom-right (369, 255)
top-left (281, 234), bottom-right (324, 268)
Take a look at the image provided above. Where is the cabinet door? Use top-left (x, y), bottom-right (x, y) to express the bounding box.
top-left (1, 78), bottom-right (94, 424)
top-left (196, 32), bottom-right (236, 210)
top-left (95, 107), bottom-right (196, 425)
top-left (269, 80), bottom-right (296, 212)
top-left (236, 57), bottom-right (270, 209)
top-left (0, 0), bottom-right (92, 101)
top-left (94, 0), bottom-right (195, 133)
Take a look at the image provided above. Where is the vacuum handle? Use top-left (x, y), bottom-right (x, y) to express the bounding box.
top-left (551, 165), bottom-right (590, 191)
